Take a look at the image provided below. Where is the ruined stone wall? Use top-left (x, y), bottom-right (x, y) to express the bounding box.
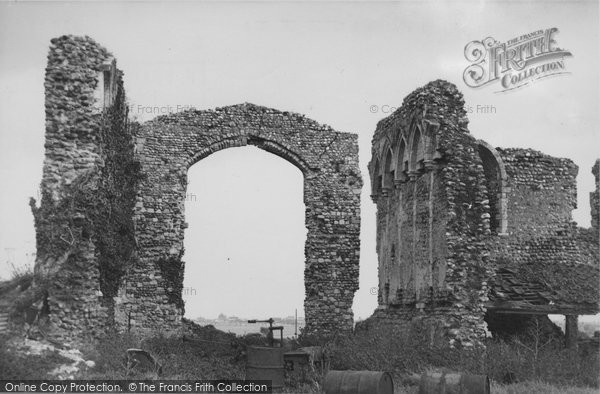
top-left (31, 36), bottom-right (137, 338)
top-left (576, 161), bottom-right (599, 268)
top-left (485, 153), bottom-right (599, 330)
top-left (361, 80), bottom-right (493, 348)
top-left (486, 149), bottom-right (594, 308)
top-left (32, 36), bottom-right (594, 343)
top-left (488, 149), bottom-right (599, 320)
top-left (488, 149), bottom-right (581, 269)
top-left (591, 160), bottom-right (599, 237)
top-left (362, 80), bottom-right (598, 346)
top-left (32, 36), bottom-right (362, 338)
top-left (119, 104), bottom-right (362, 336)
top-left (498, 149), bottom-right (577, 238)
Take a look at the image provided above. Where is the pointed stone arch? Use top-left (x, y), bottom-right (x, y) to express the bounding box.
top-left (395, 137), bottom-right (408, 182)
top-left (121, 103), bottom-right (362, 336)
top-left (408, 126), bottom-right (424, 175)
top-left (185, 136), bottom-right (312, 175)
top-left (477, 140), bottom-right (508, 235)
top-left (371, 156), bottom-right (382, 196)
top-left (382, 147), bottom-right (395, 190)
top-left (35, 36), bottom-right (364, 340)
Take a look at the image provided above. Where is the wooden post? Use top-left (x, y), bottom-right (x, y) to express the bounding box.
top-left (565, 315), bottom-right (578, 349)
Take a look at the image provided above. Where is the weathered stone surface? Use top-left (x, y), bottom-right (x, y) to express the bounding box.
top-left (488, 150), bottom-right (598, 313)
top-left (121, 103), bottom-right (362, 336)
top-left (31, 35), bottom-right (362, 339)
top-left (362, 80), bottom-right (599, 347)
top-left (360, 80), bottom-right (492, 348)
top-left (593, 160), bottom-right (600, 234)
top-left (30, 36), bottom-right (597, 345)
top-left (30, 35), bottom-right (130, 339)
top-left (577, 160), bottom-right (599, 267)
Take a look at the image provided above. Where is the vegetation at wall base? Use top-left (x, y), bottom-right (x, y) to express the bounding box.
top-left (0, 281), bottom-right (597, 393)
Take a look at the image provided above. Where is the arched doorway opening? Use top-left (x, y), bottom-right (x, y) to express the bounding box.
top-left (182, 146), bottom-right (306, 334)
top-left (121, 104), bottom-right (362, 335)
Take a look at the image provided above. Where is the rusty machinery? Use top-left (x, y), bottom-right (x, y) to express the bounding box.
top-left (247, 318), bottom-right (284, 347)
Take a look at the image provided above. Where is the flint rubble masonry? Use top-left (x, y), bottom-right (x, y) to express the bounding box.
top-left (31, 35), bottom-right (362, 339)
top-left (362, 80), bottom-right (599, 348)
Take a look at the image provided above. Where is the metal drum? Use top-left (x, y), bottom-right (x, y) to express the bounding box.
top-left (323, 370), bottom-right (394, 394)
top-left (418, 372), bottom-right (490, 394)
top-left (245, 346), bottom-right (284, 388)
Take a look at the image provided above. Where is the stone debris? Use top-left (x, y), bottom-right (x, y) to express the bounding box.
top-left (10, 338), bottom-right (96, 379)
top-left (125, 348), bottom-right (162, 376)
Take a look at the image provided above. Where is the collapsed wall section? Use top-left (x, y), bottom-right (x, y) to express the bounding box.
top-left (487, 150), bottom-right (598, 315)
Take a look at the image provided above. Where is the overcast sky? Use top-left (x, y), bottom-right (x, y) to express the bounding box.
top-left (0, 1), bottom-right (597, 321)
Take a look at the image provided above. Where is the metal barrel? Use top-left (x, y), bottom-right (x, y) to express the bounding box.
top-left (418, 372), bottom-right (490, 394)
top-left (245, 346), bottom-right (284, 388)
top-left (323, 370), bottom-right (394, 394)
